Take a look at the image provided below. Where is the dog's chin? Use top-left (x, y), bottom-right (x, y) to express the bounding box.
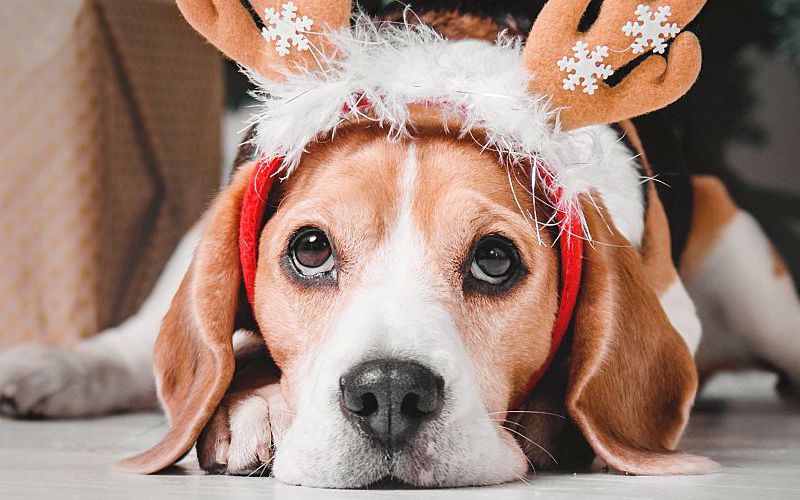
top-left (271, 424), bottom-right (528, 489)
top-left (387, 427), bottom-right (529, 488)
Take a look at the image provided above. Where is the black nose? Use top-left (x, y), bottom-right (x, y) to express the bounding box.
top-left (339, 359), bottom-right (444, 449)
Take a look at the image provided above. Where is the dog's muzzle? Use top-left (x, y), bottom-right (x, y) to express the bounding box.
top-left (339, 359), bottom-right (444, 449)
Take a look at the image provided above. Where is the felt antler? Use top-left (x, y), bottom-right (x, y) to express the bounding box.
top-left (176, 0), bottom-right (351, 79)
top-left (524, 0), bottom-right (706, 130)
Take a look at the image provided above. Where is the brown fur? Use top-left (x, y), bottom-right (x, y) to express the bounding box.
top-left (680, 175), bottom-right (740, 278)
top-left (681, 175), bottom-right (789, 280)
top-left (564, 197), bottom-right (716, 475)
top-left (383, 10), bottom-right (506, 41)
top-left (616, 121), bottom-right (680, 295)
top-left (770, 245), bottom-right (789, 278)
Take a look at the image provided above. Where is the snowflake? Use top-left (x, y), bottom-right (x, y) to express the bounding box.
top-left (557, 42), bottom-right (614, 95)
top-left (622, 4), bottom-right (681, 55)
top-left (262, 1), bottom-right (314, 57)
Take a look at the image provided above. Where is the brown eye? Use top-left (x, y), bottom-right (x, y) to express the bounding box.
top-left (290, 228), bottom-right (334, 276)
top-left (470, 235), bottom-right (520, 286)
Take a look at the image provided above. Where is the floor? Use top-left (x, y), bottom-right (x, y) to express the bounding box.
top-left (0, 372), bottom-right (798, 500)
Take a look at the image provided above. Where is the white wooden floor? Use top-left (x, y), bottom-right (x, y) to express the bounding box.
top-left (0, 371), bottom-right (798, 500)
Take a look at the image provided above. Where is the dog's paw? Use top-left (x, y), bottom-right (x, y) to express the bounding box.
top-left (0, 343), bottom-right (86, 418)
top-left (197, 384), bottom-right (290, 476)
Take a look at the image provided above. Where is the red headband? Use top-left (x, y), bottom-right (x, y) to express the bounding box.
top-left (239, 155), bottom-right (283, 308)
top-left (238, 120), bottom-right (583, 407)
top-left (511, 167), bottom-right (583, 408)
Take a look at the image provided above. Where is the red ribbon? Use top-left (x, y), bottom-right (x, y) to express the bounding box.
top-left (510, 167), bottom-right (583, 409)
top-left (239, 157), bottom-right (283, 306)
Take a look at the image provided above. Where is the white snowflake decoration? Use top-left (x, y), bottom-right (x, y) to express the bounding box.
top-left (262, 1), bottom-right (314, 57)
top-left (622, 4), bottom-right (681, 55)
top-left (557, 41), bottom-right (614, 95)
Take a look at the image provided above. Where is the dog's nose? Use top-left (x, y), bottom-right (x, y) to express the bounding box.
top-left (339, 359), bottom-right (444, 448)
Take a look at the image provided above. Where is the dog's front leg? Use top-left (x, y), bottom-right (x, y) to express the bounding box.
top-left (196, 332), bottom-right (289, 475)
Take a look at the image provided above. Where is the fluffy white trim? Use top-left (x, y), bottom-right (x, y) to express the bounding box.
top-left (246, 15), bottom-right (644, 245)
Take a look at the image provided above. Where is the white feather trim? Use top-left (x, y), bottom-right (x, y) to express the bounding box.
top-left (245, 14), bottom-right (644, 246)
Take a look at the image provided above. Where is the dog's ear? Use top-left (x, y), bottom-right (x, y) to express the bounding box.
top-left (118, 162), bottom-right (261, 474)
top-left (565, 198), bottom-right (718, 475)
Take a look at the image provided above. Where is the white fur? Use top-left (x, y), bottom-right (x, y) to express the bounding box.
top-left (659, 278), bottom-right (703, 355)
top-left (271, 144), bottom-right (526, 487)
top-left (690, 212), bottom-right (800, 387)
top-left (247, 15), bottom-right (644, 246)
top-left (227, 395), bottom-right (273, 474)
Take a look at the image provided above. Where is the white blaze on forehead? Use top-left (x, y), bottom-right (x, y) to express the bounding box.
top-left (386, 141), bottom-right (424, 285)
top-left (399, 142), bottom-right (418, 237)
top-left (355, 142), bottom-right (461, 362)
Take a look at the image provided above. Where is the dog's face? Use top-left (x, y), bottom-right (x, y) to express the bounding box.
top-left (123, 122), bottom-right (713, 485)
top-left (255, 126), bottom-right (558, 486)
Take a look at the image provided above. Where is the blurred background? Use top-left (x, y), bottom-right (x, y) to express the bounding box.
top-left (0, 0), bottom-right (798, 348)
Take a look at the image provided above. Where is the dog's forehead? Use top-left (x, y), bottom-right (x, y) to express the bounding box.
top-left (277, 124), bottom-right (530, 235)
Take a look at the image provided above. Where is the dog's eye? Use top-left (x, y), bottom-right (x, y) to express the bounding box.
top-left (290, 228), bottom-right (334, 276)
top-left (469, 235), bottom-right (520, 286)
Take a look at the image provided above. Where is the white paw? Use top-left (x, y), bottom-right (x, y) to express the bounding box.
top-left (0, 344), bottom-right (87, 418)
top-left (197, 385), bottom-right (289, 476)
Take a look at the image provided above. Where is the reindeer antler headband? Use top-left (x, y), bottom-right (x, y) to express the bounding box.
top-left (526, 0), bottom-right (704, 129)
top-left (179, 0), bottom-right (704, 130)
top-left (177, 0), bottom-right (706, 399)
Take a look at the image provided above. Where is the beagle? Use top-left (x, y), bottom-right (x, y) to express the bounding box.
top-left (1, 0), bottom-right (799, 489)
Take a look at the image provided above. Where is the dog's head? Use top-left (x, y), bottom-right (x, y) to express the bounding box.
top-left (121, 0), bottom-right (714, 487)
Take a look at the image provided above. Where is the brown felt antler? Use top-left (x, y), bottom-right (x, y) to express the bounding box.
top-left (177, 0), bottom-right (351, 79)
top-left (524, 0), bottom-right (706, 130)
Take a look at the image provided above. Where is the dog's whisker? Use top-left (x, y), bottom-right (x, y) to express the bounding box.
top-left (500, 424), bottom-right (559, 466)
top-left (261, 454), bottom-right (277, 478)
top-left (513, 468), bottom-right (536, 487)
top-left (509, 436), bottom-right (538, 480)
top-left (488, 418), bottom-right (527, 429)
top-left (247, 461), bottom-right (269, 478)
top-left (489, 410), bottom-right (566, 419)
top-left (246, 464), bottom-right (264, 477)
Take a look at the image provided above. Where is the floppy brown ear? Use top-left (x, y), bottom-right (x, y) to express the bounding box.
top-left (118, 163), bottom-right (258, 474)
top-left (566, 197), bottom-right (718, 475)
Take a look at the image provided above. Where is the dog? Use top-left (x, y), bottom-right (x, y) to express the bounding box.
top-left (1, 0), bottom-right (799, 488)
